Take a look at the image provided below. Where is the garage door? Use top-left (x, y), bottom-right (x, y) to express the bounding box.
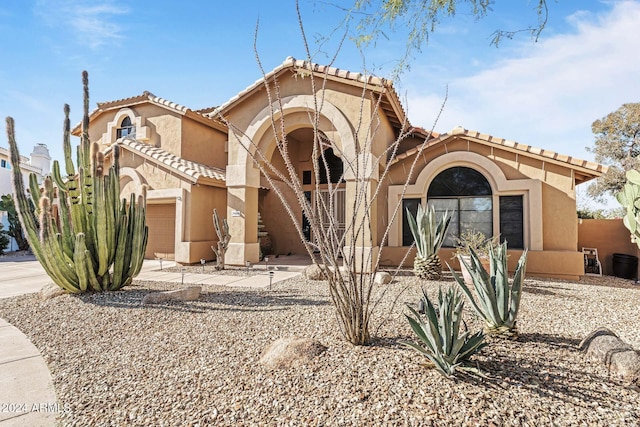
top-left (145, 204), bottom-right (176, 260)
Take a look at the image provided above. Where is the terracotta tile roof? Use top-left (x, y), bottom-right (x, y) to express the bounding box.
top-left (208, 56), bottom-right (409, 131)
top-left (110, 139), bottom-right (226, 186)
top-left (391, 126), bottom-right (608, 177)
top-left (73, 92), bottom-right (227, 134)
top-left (195, 106), bottom-right (218, 115)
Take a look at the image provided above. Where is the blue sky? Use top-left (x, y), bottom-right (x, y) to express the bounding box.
top-left (1, 1), bottom-right (639, 207)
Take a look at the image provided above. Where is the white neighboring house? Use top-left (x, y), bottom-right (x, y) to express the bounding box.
top-left (0, 143), bottom-right (51, 252)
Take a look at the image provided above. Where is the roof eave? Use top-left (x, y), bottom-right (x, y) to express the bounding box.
top-left (390, 129), bottom-right (607, 180)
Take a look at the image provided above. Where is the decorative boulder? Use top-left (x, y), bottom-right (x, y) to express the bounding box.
top-left (579, 327), bottom-right (640, 384)
top-left (142, 286), bottom-right (202, 305)
top-left (40, 282), bottom-right (66, 300)
top-left (259, 337), bottom-right (327, 370)
top-left (303, 264), bottom-right (327, 280)
top-left (374, 271), bottom-right (392, 285)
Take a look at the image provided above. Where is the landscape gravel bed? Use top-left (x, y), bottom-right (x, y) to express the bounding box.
top-left (0, 274), bottom-right (638, 426)
top-left (164, 263), bottom-right (266, 277)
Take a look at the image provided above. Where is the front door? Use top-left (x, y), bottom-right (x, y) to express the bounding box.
top-left (316, 188), bottom-right (346, 247)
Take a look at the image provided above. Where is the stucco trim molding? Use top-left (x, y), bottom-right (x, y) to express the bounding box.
top-left (387, 151), bottom-right (543, 250)
top-left (103, 108), bottom-right (151, 146)
top-left (232, 95), bottom-right (357, 181)
top-left (118, 167), bottom-right (147, 198)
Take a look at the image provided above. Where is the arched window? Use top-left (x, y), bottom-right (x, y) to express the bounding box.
top-left (318, 148), bottom-right (344, 184)
top-left (116, 116), bottom-right (134, 139)
top-left (427, 166), bottom-right (493, 247)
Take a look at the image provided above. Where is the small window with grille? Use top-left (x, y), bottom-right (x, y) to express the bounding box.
top-left (116, 116), bottom-right (134, 139)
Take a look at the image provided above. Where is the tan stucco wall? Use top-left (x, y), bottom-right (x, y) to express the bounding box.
top-left (83, 104), bottom-right (184, 152)
top-left (181, 119), bottom-right (227, 169)
top-left (224, 74), bottom-right (384, 166)
top-left (578, 218), bottom-right (639, 276)
top-left (380, 247), bottom-right (584, 281)
top-left (259, 182), bottom-right (306, 255)
top-left (387, 137), bottom-right (580, 252)
top-left (147, 113), bottom-right (182, 155)
top-left (181, 184), bottom-right (227, 263)
top-left (222, 72), bottom-right (395, 266)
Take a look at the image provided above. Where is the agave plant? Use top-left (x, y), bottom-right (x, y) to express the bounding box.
top-left (452, 241), bottom-right (527, 339)
top-left (406, 204), bottom-right (452, 280)
top-left (404, 286), bottom-right (486, 377)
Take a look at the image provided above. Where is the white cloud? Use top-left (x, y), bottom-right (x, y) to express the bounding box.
top-left (34, 0), bottom-right (128, 49)
top-left (405, 1), bottom-right (640, 162)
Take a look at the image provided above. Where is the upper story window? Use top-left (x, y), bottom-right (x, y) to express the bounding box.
top-left (116, 116), bottom-right (135, 139)
top-left (0, 159), bottom-right (10, 169)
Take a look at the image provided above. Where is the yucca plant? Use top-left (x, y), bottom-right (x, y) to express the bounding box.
top-left (406, 204), bottom-right (452, 280)
top-left (6, 71), bottom-right (148, 293)
top-left (404, 286), bottom-right (487, 378)
top-left (452, 241), bottom-right (527, 339)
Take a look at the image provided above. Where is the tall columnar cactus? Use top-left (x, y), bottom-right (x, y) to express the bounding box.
top-left (211, 208), bottom-right (230, 270)
top-left (6, 71), bottom-right (148, 293)
top-left (617, 169), bottom-right (640, 247)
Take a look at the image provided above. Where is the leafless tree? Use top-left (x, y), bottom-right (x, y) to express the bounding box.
top-left (214, 3), bottom-right (445, 345)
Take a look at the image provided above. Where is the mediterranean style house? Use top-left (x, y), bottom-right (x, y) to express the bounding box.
top-left (1, 143), bottom-right (51, 252)
top-left (72, 57), bottom-right (606, 280)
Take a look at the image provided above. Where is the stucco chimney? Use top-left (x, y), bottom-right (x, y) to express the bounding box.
top-left (30, 143), bottom-right (51, 176)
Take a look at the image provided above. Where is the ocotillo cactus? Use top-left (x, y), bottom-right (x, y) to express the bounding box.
top-left (617, 169), bottom-right (640, 248)
top-left (211, 208), bottom-right (230, 270)
top-left (6, 71), bottom-right (148, 293)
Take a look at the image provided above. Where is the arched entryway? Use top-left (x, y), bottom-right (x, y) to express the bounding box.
top-left (259, 128), bottom-right (347, 254)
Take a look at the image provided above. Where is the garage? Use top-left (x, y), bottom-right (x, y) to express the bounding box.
top-left (145, 204), bottom-right (176, 260)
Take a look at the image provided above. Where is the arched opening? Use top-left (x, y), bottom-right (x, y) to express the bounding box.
top-left (116, 116), bottom-right (134, 139)
top-left (259, 127), bottom-right (346, 253)
top-left (427, 166), bottom-right (493, 247)
top-left (318, 147), bottom-right (344, 184)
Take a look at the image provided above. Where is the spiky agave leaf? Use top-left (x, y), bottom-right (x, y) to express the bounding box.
top-left (406, 204), bottom-right (452, 278)
top-left (403, 286), bottom-right (486, 378)
top-left (451, 241), bottom-right (527, 338)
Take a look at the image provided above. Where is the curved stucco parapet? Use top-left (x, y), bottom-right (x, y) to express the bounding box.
top-left (119, 167), bottom-right (148, 197)
top-left (229, 95), bottom-right (357, 186)
top-left (103, 108), bottom-right (151, 146)
top-left (387, 151), bottom-right (543, 250)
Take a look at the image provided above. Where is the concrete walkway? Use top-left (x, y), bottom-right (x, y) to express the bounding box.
top-left (0, 255), bottom-right (308, 426)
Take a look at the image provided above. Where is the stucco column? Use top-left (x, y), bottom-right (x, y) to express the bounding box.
top-left (225, 164), bottom-right (260, 265)
top-left (343, 153), bottom-right (379, 273)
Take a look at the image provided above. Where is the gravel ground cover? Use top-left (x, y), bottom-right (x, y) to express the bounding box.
top-left (0, 273), bottom-right (638, 426)
top-left (164, 263), bottom-right (263, 277)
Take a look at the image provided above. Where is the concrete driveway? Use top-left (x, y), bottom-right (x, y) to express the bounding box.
top-left (0, 254), bottom-right (51, 299)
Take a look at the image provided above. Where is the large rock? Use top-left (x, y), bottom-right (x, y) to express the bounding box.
top-left (142, 286), bottom-right (201, 305)
top-left (374, 271), bottom-right (392, 285)
top-left (259, 337), bottom-right (327, 370)
top-left (40, 282), bottom-right (66, 300)
top-left (580, 327), bottom-right (640, 384)
top-left (303, 264), bottom-right (327, 280)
